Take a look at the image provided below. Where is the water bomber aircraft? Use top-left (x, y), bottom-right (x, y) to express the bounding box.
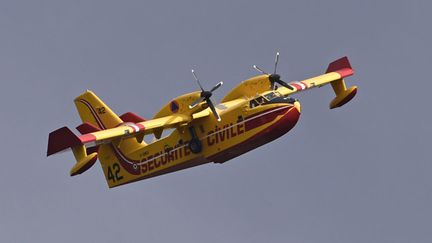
top-left (47, 54), bottom-right (357, 188)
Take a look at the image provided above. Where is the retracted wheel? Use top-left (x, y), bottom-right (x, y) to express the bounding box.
top-left (188, 126), bottom-right (202, 154)
top-left (188, 138), bottom-right (202, 154)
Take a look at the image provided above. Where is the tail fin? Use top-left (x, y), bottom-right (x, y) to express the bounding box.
top-left (74, 91), bottom-right (145, 185)
top-left (325, 57), bottom-right (358, 109)
top-left (47, 90), bottom-right (146, 181)
top-left (74, 90), bottom-right (123, 129)
top-left (73, 90), bottom-right (145, 150)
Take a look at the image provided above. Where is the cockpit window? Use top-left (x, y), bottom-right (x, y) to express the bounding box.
top-left (249, 96), bottom-right (267, 108)
top-left (250, 92), bottom-right (285, 108)
top-left (255, 96), bottom-right (266, 104)
top-left (249, 99), bottom-right (259, 108)
top-left (264, 92), bottom-right (279, 101)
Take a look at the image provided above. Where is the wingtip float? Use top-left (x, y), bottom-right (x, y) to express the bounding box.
top-left (47, 54), bottom-right (357, 188)
top-left (325, 56), bottom-right (357, 109)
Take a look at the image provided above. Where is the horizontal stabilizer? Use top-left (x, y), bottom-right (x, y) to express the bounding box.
top-left (120, 112), bottom-right (146, 123)
top-left (47, 127), bottom-right (83, 156)
top-left (76, 122), bottom-right (101, 134)
top-left (48, 126), bottom-right (100, 175)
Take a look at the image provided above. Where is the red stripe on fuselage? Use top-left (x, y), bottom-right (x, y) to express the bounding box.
top-left (209, 106), bottom-right (300, 163)
top-left (244, 106), bottom-right (291, 131)
top-left (111, 144), bottom-right (141, 175)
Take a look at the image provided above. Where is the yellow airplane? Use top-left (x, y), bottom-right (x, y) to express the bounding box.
top-left (47, 54), bottom-right (357, 188)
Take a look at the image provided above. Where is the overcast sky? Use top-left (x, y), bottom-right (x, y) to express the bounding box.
top-left (0, 0), bottom-right (431, 242)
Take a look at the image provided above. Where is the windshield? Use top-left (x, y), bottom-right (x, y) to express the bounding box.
top-left (249, 92), bottom-right (288, 108)
top-left (264, 91), bottom-right (279, 101)
top-left (255, 96), bottom-right (266, 104)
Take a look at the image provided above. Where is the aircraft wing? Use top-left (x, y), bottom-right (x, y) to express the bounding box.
top-left (277, 56), bottom-right (357, 109)
top-left (47, 113), bottom-right (203, 156)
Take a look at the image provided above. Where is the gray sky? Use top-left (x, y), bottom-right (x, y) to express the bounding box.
top-left (0, 0), bottom-right (431, 242)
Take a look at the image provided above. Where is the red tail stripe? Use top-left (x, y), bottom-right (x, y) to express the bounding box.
top-left (79, 99), bottom-right (106, 129)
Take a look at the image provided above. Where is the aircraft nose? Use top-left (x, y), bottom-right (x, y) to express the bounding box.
top-left (293, 101), bottom-right (301, 113)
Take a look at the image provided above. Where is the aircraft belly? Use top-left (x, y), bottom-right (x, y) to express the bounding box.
top-left (113, 156), bottom-right (211, 187)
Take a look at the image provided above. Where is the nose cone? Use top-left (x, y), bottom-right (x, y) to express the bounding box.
top-left (294, 101), bottom-right (301, 113)
top-left (253, 103), bottom-right (301, 144)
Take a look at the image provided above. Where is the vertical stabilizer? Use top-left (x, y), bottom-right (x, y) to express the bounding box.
top-left (74, 90), bottom-right (123, 129)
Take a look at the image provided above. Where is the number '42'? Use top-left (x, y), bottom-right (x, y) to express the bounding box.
top-left (107, 163), bottom-right (123, 182)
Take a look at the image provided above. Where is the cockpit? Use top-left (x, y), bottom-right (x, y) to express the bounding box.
top-left (249, 91), bottom-right (296, 108)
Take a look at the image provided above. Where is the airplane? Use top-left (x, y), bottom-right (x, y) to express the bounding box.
top-left (47, 54), bottom-right (357, 188)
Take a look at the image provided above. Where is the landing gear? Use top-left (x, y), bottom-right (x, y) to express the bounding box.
top-left (189, 139), bottom-right (202, 154)
top-left (188, 126), bottom-right (202, 154)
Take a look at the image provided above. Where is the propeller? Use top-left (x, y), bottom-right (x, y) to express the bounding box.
top-left (252, 52), bottom-right (294, 90)
top-left (189, 69), bottom-right (223, 122)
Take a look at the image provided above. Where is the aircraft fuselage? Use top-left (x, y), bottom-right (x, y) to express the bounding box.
top-left (105, 96), bottom-right (301, 187)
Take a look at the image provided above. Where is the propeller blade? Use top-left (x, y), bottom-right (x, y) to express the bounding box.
top-left (207, 98), bottom-right (221, 122)
top-left (253, 65), bottom-right (267, 75)
top-left (277, 79), bottom-right (295, 90)
top-left (189, 96), bottom-right (206, 109)
top-left (274, 52), bottom-right (279, 74)
top-left (210, 81), bottom-right (223, 93)
top-left (191, 69), bottom-right (204, 91)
